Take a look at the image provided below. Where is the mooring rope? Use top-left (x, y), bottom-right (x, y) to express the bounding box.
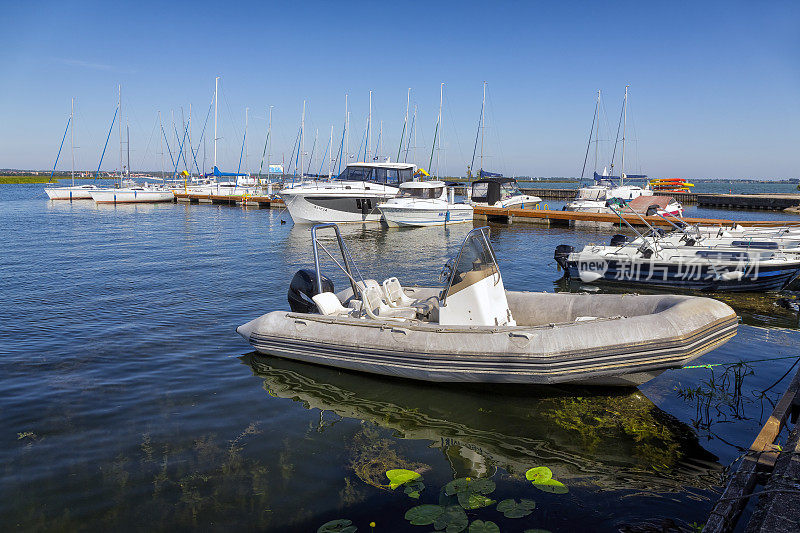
top-left (682, 354), bottom-right (800, 370)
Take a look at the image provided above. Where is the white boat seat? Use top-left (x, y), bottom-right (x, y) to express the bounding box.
top-left (312, 292), bottom-right (355, 317)
top-left (382, 277), bottom-right (416, 308)
top-left (360, 286), bottom-right (417, 320)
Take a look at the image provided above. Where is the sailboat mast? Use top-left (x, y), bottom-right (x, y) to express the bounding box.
top-left (159, 111), bottom-right (165, 183)
top-left (621, 85), bottom-right (628, 185)
top-left (367, 90), bottom-right (372, 162)
top-left (126, 123), bottom-right (130, 178)
top-left (118, 85), bottom-right (122, 184)
top-left (580, 90), bottom-right (600, 181)
top-left (300, 99), bottom-right (306, 179)
top-left (398, 88), bottom-right (410, 161)
top-left (70, 97), bottom-right (75, 186)
top-left (213, 76), bottom-right (219, 169)
top-left (187, 104), bottom-right (192, 176)
top-left (480, 81), bottom-right (486, 173)
top-left (328, 124), bottom-right (334, 178)
top-left (344, 94), bottom-right (349, 164)
top-left (237, 107), bottom-right (248, 176)
top-left (593, 90), bottom-right (600, 174)
top-left (430, 82), bottom-right (443, 177)
top-left (378, 120), bottom-right (382, 161)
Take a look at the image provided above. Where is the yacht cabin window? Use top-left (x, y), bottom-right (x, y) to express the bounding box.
top-left (400, 187), bottom-right (443, 199)
top-left (335, 165), bottom-right (413, 185)
top-left (500, 182), bottom-right (522, 200)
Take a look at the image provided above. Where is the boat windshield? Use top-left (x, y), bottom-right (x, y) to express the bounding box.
top-left (577, 188), bottom-right (606, 201)
top-left (500, 182), bottom-right (522, 199)
top-left (400, 187), bottom-right (443, 199)
top-left (443, 227), bottom-right (499, 300)
top-left (336, 166), bottom-right (414, 185)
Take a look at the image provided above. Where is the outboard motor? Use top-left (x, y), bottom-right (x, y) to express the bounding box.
top-left (645, 204), bottom-right (660, 216)
top-left (609, 234), bottom-right (630, 247)
top-left (288, 269), bottom-right (334, 313)
top-left (554, 245), bottom-right (574, 271)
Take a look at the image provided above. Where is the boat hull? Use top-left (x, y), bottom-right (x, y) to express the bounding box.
top-left (379, 205), bottom-right (474, 227)
top-left (280, 188), bottom-right (398, 224)
top-left (90, 189), bottom-right (175, 204)
top-left (564, 257), bottom-right (800, 291)
top-left (44, 186), bottom-right (97, 200)
top-left (237, 290), bottom-right (737, 386)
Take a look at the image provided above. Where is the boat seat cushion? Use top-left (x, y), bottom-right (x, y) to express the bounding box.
top-left (312, 292), bottom-right (353, 317)
top-left (361, 286), bottom-right (417, 320)
top-left (382, 277), bottom-right (416, 307)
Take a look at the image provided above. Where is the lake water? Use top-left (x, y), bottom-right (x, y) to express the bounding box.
top-left (2, 182), bottom-right (800, 531)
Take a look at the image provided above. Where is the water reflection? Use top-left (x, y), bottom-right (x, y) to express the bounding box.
top-left (243, 353), bottom-right (721, 493)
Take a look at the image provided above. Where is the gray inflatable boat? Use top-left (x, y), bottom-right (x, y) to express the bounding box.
top-left (237, 225), bottom-right (737, 386)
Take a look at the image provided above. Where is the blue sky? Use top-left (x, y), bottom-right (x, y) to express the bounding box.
top-left (1, 0), bottom-right (798, 178)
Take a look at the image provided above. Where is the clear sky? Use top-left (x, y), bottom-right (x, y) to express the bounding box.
top-left (1, 0), bottom-right (798, 178)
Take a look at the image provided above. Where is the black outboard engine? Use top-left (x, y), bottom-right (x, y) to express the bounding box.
top-left (288, 269), bottom-right (334, 313)
top-left (645, 204), bottom-right (660, 216)
top-left (609, 234), bottom-right (630, 247)
top-left (554, 245), bottom-right (574, 272)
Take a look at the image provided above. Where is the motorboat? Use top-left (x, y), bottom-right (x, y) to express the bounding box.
top-left (555, 235), bottom-right (800, 291)
top-left (469, 175), bottom-right (541, 208)
top-left (45, 183), bottom-right (101, 200)
top-left (377, 180), bottom-right (473, 227)
top-left (237, 224), bottom-right (737, 386)
top-left (565, 181), bottom-right (683, 217)
top-left (279, 162), bottom-right (416, 224)
top-left (90, 184), bottom-right (174, 204)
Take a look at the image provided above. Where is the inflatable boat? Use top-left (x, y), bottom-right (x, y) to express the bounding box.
top-left (237, 225), bottom-right (737, 386)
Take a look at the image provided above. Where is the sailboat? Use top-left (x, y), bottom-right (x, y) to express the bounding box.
top-left (45, 98), bottom-right (101, 200)
top-left (467, 82), bottom-right (541, 208)
top-left (565, 87), bottom-right (682, 216)
top-left (90, 86), bottom-right (174, 204)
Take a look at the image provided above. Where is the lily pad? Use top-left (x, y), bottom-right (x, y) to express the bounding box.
top-left (386, 468), bottom-right (422, 489)
top-left (457, 492), bottom-right (496, 510)
top-left (468, 520), bottom-right (500, 533)
top-left (317, 518), bottom-right (358, 533)
top-left (497, 498), bottom-right (536, 518)
top-left (525, 467), bottom-right (553, 483)
top-left (444, 477), bottom-right (495, 497)
top-left (404, 480), bottom-right (425, 499)
top-left (532, 478), bottom-right (568, 494)
top-left (405, 504), bottom-right (445, 526)
top-left (433, 505), bottom-right (468, 533)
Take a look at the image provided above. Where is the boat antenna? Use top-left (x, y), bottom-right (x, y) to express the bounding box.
top-left (397, 88), bottom-right (410, 161)
top-left (580, 90), bottom-right (600, 181)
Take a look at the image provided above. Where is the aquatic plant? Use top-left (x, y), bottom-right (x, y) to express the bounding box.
top-left (317, 518), bottom-right (358, 532)
top-left (467, 520), bottom-right (500, 533)
top-left (444, 477), bottom-right (497, 509)
top-left (675, 361), bottom-right (754, 433)
top-left (386, 468), bottom-right (421, 489)
top-left (348, 425), bottom-right (427, 490)
top-left (405, 504), bottom-right (468, 532)
top-left (496, 498), bottom-right (536, 518)
top-left (525, 467), bottom-right (568, 494)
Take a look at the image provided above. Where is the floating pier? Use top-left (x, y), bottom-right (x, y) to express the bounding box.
top-left (704, 365), bottom-right (800, 532)
top-left (521, 188), bottom-right (800, 211)
top-left (173, 192), bottom-right (285, 208)
top-left (472, 205), bottom-right (800, 228)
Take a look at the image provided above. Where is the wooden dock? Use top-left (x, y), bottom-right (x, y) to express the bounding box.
top-left (521, 188), bottom-right (800, 211)
top-left (704, 364), bottom-right (800, 532)
top-left (174, 192), bottom-right (285, 208)
top-left (472, 205), bottom-right (800, 228)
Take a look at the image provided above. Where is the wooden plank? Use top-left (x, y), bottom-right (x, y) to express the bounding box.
top-left (749, 367), bottom-right (800, 468)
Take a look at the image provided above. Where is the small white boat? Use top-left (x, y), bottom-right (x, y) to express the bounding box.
top-left (378, 181), bottom-right (473, 227)
top-left (90, 185), bottom-right (174, 204)
top-left (238, 224), bottom-right (737, 386)
top-left (470, 176), bottom-right (541, 208)
top-left (45, 184), bottom-right (101, 200)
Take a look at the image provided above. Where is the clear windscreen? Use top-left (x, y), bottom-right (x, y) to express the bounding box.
top-left (445, 229), bottom-right (499, 297)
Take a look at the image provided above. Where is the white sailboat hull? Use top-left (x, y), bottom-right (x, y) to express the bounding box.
top-left (90, 188), bottom-right (174, 204)
top-left (44, 185), bottom-right (99, 200)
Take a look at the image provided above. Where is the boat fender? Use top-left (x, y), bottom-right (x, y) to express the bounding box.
top-left (718, 270), bottom-right (744, 281)
top-left (553, 245), bottom-right (574, 271)
top-left (288, 269), bottom-right (335, 314)
top-left (578, 271), bottom-right (604, 283)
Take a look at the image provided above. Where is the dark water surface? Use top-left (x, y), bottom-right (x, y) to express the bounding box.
top-left (3, 183), bottom-right (800, 532)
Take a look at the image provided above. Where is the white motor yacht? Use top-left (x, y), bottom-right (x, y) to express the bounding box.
top-left (565, 181), bottom-right (683, 217)
top-left (279, 162), bottom-right (416, 224)
top-left (378, 181), bottom-right (473, 227)
top-left (469, 176), bottom-right (541, 208)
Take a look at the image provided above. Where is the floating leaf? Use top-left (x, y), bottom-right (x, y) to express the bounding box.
top-left (444, 477), bottom-right (495, 497)
top-left (468, 520), bottom-right (500, 533)
top-left (405, 504), bottom-right (445, 526)
top-left (525, 467), bottom-right (553, 483)
top-left (457, 492), bottom-right (495, 510)
top-left (532, 478), bottom-right (568, 494)
top-left (496, 498), bottom-right (536, 518)
top-left (317, 518), bottom-right (358, 533)
top-left (433, 505), bottom-right (468, 533)
top-left (386, 468), bottom-right (422, 489)
top-left (404, 480), bottom-right (425, 499)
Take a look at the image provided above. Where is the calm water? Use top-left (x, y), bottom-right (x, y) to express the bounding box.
top-left (3, 182), bottom-right (800, 531)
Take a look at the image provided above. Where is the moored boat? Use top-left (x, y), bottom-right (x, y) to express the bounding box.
top-left (238, 224), bottom-right (737, 386)
top-left (90, 185), bottom-right (174, 204)
top-left (378, 180), bottom-right (473, 227)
